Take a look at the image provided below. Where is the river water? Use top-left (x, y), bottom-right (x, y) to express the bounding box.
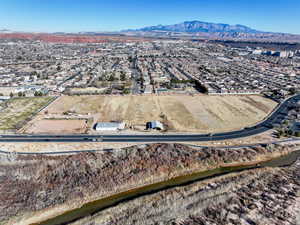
top-left (34, 150), bottom-right (300, 225)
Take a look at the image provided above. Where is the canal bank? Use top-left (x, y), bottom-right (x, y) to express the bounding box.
top-left (28, 150), bottom-right (300, 225)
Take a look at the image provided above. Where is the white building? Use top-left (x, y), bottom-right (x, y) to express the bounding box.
top-left (95, 122), bottom-right (125, 131)
top-left (252, 49), bottom-right (262, 55)
top-left (144, 85), bottom-right (153, 94)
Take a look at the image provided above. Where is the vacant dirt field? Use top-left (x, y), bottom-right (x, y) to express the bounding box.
top-left (42, 95), bottom-right (277, 133)
top-left (24, 119), bottom-right (87, 134)
top-left (0, 97), bottom-right (53, 132)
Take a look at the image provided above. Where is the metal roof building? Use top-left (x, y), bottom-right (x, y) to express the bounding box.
top-left (95, 122), bottom-right (125, 131)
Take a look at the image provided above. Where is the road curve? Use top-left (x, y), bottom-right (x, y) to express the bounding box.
top-left (0, 94), bottom-right (299, 143)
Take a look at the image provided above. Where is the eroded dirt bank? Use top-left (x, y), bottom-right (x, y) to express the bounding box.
top-left (0, 143), bottom-right (298, 224)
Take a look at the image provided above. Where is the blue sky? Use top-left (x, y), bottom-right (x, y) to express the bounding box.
top-left (0, 0), bottom-right (299, 34)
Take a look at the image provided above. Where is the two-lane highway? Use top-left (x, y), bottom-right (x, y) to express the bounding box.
top-left (0, 94), bottom-right (299, 143)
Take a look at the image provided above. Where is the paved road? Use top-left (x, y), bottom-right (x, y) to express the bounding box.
top-left (131, 55), bottom-right (141, 94)
top-left (0, 94), bottom-right (299, 143)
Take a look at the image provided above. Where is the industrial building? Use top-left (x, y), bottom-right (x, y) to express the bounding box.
top-left (95, 122), bottom-right (126, 131)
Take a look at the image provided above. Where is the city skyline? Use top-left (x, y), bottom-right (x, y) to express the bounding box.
top-left (0, 0), bottom-right (299, 34)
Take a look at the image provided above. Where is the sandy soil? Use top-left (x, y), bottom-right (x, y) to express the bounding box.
top-left (40, 95), bottom-right (277, 133)
top-left (0, 142), bottom-right (136, 153)
top-left (24, 119), bottom-right (87, 134)
top-left (180, 95), bottom-right (276, 131)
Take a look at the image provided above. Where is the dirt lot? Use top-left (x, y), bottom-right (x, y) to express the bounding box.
top-left (24, 119), bottom-right (88, 134)
top-left (0, 97), bottom-right (53, 132)
top-left (41, 95), bottom-right (277, 133)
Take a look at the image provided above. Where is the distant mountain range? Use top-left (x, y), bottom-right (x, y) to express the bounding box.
top-left (126, 21), bottom-right (260, 33)
top-left (1, 21), bottom-right (300, 43)
top-left (122, 20), bottom-right (300, 42)
top-left (0, 29), bottom-right (12, 33)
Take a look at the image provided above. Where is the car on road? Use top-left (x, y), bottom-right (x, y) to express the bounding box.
top-left (92, 138), bottom-right (103, 142)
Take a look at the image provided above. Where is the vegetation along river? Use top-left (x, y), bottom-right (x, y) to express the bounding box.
top-left (33, 150), bottom-right (300, 225)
